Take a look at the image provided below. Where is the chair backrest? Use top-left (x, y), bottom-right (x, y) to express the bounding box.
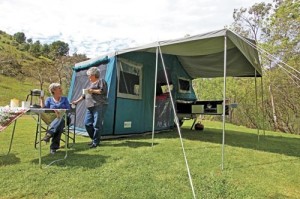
top-left (40, 113), bottom-right (57, 126)
top-left (40, 104), bottom-right (77, 126)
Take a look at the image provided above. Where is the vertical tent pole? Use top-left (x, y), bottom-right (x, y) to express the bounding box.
top-left (158, 46), bottom-right (196, 199)
top-left (255, 70), bottom-right (260, 142)
top-left (151, 47), bottom-right (159, 148)
top-left (261, 76), bottom-right (266, 136)
top-left (221, 34), bottom-right (227, 171)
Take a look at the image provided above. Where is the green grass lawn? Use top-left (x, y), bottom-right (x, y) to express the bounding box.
top-left (0, 117), bottom-right (300, 199)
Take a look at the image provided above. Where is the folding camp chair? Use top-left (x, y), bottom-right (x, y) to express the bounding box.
top-left (34, 104), bottom-right (77, 148)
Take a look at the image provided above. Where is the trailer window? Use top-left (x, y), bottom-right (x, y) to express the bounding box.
top-left (117, 58), bottom-right (143, 99)
top-left (178, 78), bottom-right (191, 93)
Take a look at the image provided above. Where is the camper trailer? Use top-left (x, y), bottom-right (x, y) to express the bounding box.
top-left (68, 29), bottom-right (261, 136)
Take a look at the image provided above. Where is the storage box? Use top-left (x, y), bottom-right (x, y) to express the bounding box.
top-left (217, 104), bottom-right (223, 114)
top-left (192, 105), bottom-right (204, 114)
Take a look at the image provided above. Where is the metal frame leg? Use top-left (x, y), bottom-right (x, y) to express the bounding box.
top-left (34, 115), bottom-right (40, 149)
top-left (46, 112), bottom-right (68, 167)
top-left (38, 113), bottom-right (42, 168)
top-left (7, 120), bottom-right (17, 155)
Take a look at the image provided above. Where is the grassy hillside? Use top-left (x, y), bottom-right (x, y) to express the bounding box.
top-left (0, 75), bottom-right (41, 106)
top-left (0, 30), bottom-right (86, 103)
top-left (0, 31), bottom-right (43, 72)
top-left (0, 119), bottom-right (299, 198)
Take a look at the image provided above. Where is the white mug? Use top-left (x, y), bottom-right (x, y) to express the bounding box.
top-left (82, 89), bottom-right (89, 95)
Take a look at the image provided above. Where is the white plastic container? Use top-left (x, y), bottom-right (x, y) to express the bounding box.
top-left (21, 101), bottom-right (30, 109)
top-left (10, 99), bottom-right (19, 108)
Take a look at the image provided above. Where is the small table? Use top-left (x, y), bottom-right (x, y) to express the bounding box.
top-left (0, 107), bottom-right (28, 154)
top-left (1, 107), bottom-right (69, 168)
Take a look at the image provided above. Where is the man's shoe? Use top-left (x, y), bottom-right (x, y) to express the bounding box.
top-left (87, 142), bottom-right (93, 146)
top-left (90, 144), bottom-right (98, 148)
top-left (42, 133), bottom-right (52, 142)
top-left (50, 149), bottom-right (56, 154)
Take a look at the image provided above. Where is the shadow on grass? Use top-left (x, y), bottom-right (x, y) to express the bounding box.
top-left (30, 139), bottom-right (157, 168)
top-left (31, 142), bottom-right (110, 168)
top-left (111, 126), bottom-right (300, 158)
top-left (231, 157), bottom-right (300, 170)
top-left (103, 140), bottom-right (159, 148)
top-left (151, 127), bottom-right (300, 158)
top-left (0, 153), bottom-right (21, 166)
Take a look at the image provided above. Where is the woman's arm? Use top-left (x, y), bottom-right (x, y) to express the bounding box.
top-left (88, 89), bottom-right (102, 95)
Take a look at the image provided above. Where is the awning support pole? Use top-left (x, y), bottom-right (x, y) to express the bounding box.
top-left (158, 46), bottom-right (196, 199)
top-left (255, 70), bottom-right (260, 142)
top-left (151, 47), bottom-right (159, 148)
top-left (261, 76), bottom-right (266, 136)
top-left (221, 35), bottom-right (227, 171)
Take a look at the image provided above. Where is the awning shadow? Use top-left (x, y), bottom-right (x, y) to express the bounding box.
top-left (152, 127), bottom-right (300, 158)
top-left (103, 140), bottom-right (159, 148)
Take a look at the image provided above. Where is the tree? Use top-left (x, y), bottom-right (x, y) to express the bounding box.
top-left (53, 54), bottom-right (88, 90)
top-left (49, 40), bottom-right (69, 59)
top-left (29, 40), bottom-right (42, 57)
top-left (232, 2), bottom-right (272, 42)
top-left (19, 43), bottom-right (30, 51)
top-left (23, 59), bottom-right (56, 90)
top-left (13, 32), bottom-right (26, 44)
top-left (229, 0), bottom-right (300, 134)
top-left (41, 44), bottom-right (50, 57)
top-left (27, 38), bottom-right (33, 43)
top-left (262, 0), bottom-right (300, 133)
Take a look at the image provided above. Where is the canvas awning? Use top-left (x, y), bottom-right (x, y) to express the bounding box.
top-left (117, 29), bottom-right (261, 78)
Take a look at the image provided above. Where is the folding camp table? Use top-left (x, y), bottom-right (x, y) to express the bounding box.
top-left (1, 108), bottom-right (68, 168)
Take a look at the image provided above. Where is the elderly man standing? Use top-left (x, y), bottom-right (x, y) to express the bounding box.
top-left (72, 67), bottom-right (107, 148)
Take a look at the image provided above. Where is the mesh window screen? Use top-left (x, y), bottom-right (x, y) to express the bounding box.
top-left (117, 59), bottom-right (142, 99)
top-left (71, 64), bottom-right (107, 129)
top-left (178, 78), bottom-right (191, 93)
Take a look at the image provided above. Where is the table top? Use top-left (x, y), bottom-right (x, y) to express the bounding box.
top-left (0, 107), bottom-right (29, 132)
top-left (0, 107), bottom-right (68, 132)
top-left (29, 108), bottom-right (68, 113)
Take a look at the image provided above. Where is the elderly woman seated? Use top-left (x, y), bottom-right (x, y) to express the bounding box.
top-left (40, 83), bottom-right (70, 154)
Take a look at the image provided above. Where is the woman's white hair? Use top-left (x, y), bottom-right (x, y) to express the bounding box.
top-left (48, 83), bottom-right (61, 95)
top-left (86, 67), bottom-right (100, 78)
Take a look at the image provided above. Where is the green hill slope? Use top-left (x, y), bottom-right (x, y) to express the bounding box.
top-left (0, 30), bottom-right (87, 106)
top-left (0, 75), bottom-right (40, 106)
top-left (0, 30), bottom-right (46, 77)
top-left (0, 31), bottom-right (44, 106)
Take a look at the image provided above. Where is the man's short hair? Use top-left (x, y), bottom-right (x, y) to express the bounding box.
top-left (86, 67), bottom-right (100, 78)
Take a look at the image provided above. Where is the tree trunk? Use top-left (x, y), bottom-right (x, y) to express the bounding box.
top-left (269, 84), bottom-right (278, 131)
